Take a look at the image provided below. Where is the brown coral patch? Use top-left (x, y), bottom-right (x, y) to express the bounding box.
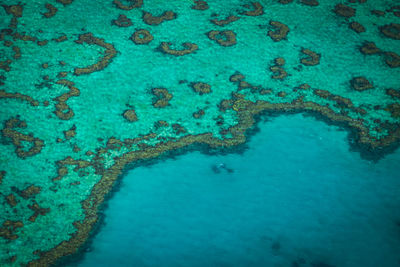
top-left (52, 156), bottom-right (91, 182)
top-left (360, 42), bottom-right (380, 55)
top-left (260, 89), bottom-right (272, 95)
top-left (52, 35), bottom-right (68, 42)
top-left (350, 76), bottom-right (373, 91)
top-left (43, 3), bottom-right (57, 18)
top-left (0, 90), bottom-right (40, 106)
top-left (142, 10), bottom-right (176, 25)
top-left (229, 73), bottom-right (245, 82)
top-left (192, 0), bottom-right (209, 10)
top-left (54, 79), bottom-right (80, 120)
top-left (12, 32), bottom-right (37, 42)
top-left (159, 42), bottom-right (198, 56)
top-left (13, 46), bottom-right (21, 59)
top-left (274, 57), bottom-right (285, 66)
top-left (64, 125), bottom-right (77, 140)
top-left (106, 137), bottom-right (124, 151)
top-left (193, 109), bottom-right (205, 119)
top-left (384, 51), bottom-right (400, 68)
top-left (313, 89), bottom-right (354, 109)
top-left (300, 0), bottom-right (319, 6)
top-left (123, 109), bottom-right (138, 122)
top-left (219, 99), bottom-right (233, 112)
top-left (270, 66), bottom-right (287, 80)
top-left (0, 220), bottom-right (23, 240)
top-left (112, 14), bottom-right (132, 27)
top-left (278, 0), bottom-right (293, 3)
top-left (154, 120), bottom-right (169, 129)
top-left (386, 88), bottom-right (400, 99)
top-left (131, 29), bottom-right (153, 45)
top-left (3, 40), bottom-right (13, 47)
top-left (270, 57), bottom-right (287, 80)
top-left (371, 10), bottom-right (385, 16)
top-left (211, 15), bottom-right (240, 26)
top-left (300, 48), bottom-right (321, 66)
top-left (16, 185), bottom-right (42, 199)
top-left (242, 2), bottom-right (263, 16)
top-left (268, 21), bottom-right (289, 42)
top-left (6, 194), bottom-right (17, 207)
top-left (313, 89), bottom-right (331, 99)
top-left (74, 33), bottom-right (117, 75)
top-left (277, 91), bottom-right (287, 97)
top-left (28, 201), bottom-right (50, 222)
top-left (172, 123), bottom-right (187, 135)
top-left (152, 88), bottom-right (173, 108)
top-left (385, 103), bottom-right (400, 118)
top-left (113, 0), bottom-right (143, 10)
top-left (0, 59), bottom-right (12, 72)
top-left (229, 72), bottom-right (261, 92)
top-left (37, 40), bottom-right (49, 46)
top-left (349, 21), bottom-right (365, 33)
top-left (57, 71), bottom-right (68, 78)
top-left (379, 23), bottom-right (400, 40)
top-left (207, 30), bottom-right (237, 46)
top-left (191, 82), bottom-right (211, 95)
top-left (1, 117), bottom-right (44, 158)
top-left (2, 4), bottom-right (23, 17)
top-left (334, 4), bottom-right (356, 18)
top-left (56, 0), bottom-right (73, 5)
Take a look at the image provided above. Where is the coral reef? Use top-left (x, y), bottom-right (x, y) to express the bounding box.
top-left (207, 30), bottom-right (237, 46)
top-left (191, 82), bottom-right (212, 95)
top-left (268, 21), bottom-right (289, 42)
top-left (142, 11), bottom-right (176, 25)
top-left (152, 88), bottom-right (173, 108)
top-left (112, 14), bottom-right (132, 27)
top-left (131, 29), bottom-right (153, 45)
top-left (159, 42), bottom-right (198, 55)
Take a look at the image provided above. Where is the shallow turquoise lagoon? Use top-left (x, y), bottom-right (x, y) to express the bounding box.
top-left (74, 114), bottom-right (400, 267)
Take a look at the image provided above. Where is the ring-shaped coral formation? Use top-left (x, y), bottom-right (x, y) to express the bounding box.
top-left (131, 29), bottom-right (153, 45)
top-left (207, 30), bottom-right (237, 46)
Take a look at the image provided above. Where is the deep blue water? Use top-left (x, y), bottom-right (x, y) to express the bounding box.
top-left (76, 114), bottom-right (400, 267)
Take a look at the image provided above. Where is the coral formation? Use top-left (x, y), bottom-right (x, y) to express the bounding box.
top-left (350, 76), bottom-right (374, 91)
top-left (113, 0), bottom-right (143, 10)
top-left (142, 11), bottom-right (176, 25)
top-left (300, 48), bottom-right (321, 66)
top-left (191, 82), bottom-right (212, 95)
top-left (1, 117), bottom-right (44, 158)
top-left (207, 30), bottom-right (237, 46)
top-left (192, 0), bottom-right (209, 10)
top-left (112, 14), bottom-right (132, 27)
top-left (268, 21), bottom-right (289, 42)
top-left (74, 33), bottom-right (117, 76)
top-left (131, 29), bottom-right (153, 45)
top-left (159, 42), bottom-right (198, 55)
top-left (123, 109), bottom-right (138, 122)
top-left (152, 88), bottom-right (173, 108)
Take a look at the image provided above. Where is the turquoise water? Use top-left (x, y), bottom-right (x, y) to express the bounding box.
top-left (76, 114), bottom-right (400, 267)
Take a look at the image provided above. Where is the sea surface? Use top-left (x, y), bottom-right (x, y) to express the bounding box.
top-left (75, 114), bottom-right (400, 267)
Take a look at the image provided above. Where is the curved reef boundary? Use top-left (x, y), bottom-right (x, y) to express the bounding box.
top-left (27, 94), bottom-right (400, 266)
